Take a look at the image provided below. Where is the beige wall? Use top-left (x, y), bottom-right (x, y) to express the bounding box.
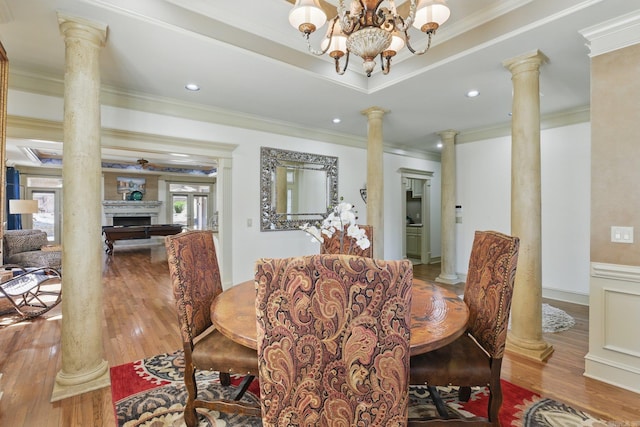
top-left (590, 43), bottom-right (640, 266)
top-left (103, 171), bottom-right (159, 201)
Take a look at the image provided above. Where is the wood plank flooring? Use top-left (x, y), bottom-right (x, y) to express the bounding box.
top-left (0, 246), bottom-right (638, 426)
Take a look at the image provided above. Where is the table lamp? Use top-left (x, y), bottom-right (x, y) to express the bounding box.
top-left (9, 199), bottom-right (39, 230)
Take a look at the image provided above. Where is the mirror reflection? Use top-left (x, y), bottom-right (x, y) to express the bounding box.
top-left (261, 147), bottom-right (338, 231)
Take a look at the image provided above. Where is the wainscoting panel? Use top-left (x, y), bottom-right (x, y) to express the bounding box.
top-left (585, 262), bottom-right (640, 394)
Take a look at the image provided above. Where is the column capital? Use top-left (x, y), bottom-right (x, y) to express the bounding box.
top-left (502, 49), bottom-right (548, 75)
top-left (438, 129), bottom-right (459, 142)
top-left (58, 12), bottom-right (107, 48)
top-left (361, 106), bottom-right (389, 119)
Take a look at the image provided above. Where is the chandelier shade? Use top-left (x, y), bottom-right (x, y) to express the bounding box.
top-left (413, 0), bottom-right (451, 33)
top-left (288, 0), bottom-right (450, 76)
top-left (288, 0), bottom-right (327, 34)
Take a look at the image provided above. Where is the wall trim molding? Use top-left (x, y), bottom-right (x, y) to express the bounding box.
top-left (8, 68), bottom-right (590, 161)
top-left (580, 10), bottom-right (640, 57)
top-left (591, 262), bottom-right (640, 283)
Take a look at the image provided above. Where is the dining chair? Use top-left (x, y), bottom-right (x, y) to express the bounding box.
top-left (320, 224), bottom-right (373, 257)
top-left (255, 254), bottom-right (413, 427)
top-left (165, 230), bottom-right (261, 427)
top-left (408, 230), bottom-right (520, 426)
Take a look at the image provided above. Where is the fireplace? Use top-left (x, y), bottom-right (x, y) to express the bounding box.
top-left (113, 216), bottom-right (151, 226)
top-left (103, 201), bottom-right (163, 226)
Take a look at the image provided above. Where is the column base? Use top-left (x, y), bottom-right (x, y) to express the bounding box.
top-left (51, 359), bottom-right (110, 402)
top-left (506, 334), bottom-right (554, 362)
top-left (435, 274), bottom-right (462, 285)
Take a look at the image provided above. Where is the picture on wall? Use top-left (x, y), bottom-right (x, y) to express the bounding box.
top-left (117, 176), bottom-right (146, 194)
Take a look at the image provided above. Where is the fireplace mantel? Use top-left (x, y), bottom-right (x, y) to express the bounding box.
top-left (102, 200), bottom-right (163, 225)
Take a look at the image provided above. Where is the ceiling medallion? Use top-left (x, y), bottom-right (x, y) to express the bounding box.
top-left (289, 0), bottom-right (451, 77)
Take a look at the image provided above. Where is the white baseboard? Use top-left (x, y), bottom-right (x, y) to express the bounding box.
top-left (542, 287), bottom-right (589, 306)
top-left (584, 353), bottom-right (640, 395)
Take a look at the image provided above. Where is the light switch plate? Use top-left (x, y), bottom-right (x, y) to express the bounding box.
top-left (611, 226), bottom-right (634, 243)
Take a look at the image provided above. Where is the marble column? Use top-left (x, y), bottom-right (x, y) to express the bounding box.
top-left (436, 130), bottom-right (460, 284)
top-left (503, 50), bottom-right (553, 361)
top-left (52, 14), bottom-right (109, 401)
top-left (362, 106), bottom-right (387, 259)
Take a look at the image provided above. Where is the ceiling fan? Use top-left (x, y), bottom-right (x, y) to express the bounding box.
top-left (137, 158), bottom-right (150, 169)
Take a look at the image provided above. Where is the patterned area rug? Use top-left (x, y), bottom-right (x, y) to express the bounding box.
top-left (111, 350), bottom-right (605, 427)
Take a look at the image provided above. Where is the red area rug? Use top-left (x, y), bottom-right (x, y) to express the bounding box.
top-left (111, 350), bottom-right (605, 426)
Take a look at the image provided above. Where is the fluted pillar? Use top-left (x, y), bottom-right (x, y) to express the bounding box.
top-left (436, 130), bottom-right (460, 284)
top-left (52, 14), bottom-right (109, 401)
top-left (362, 106), bottom-right (387, 259)
top-left (503, 50), bottom-right (553, 361)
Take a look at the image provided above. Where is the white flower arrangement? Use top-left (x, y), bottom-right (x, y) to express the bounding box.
top-left (300, 201), bottom-right (371, 253)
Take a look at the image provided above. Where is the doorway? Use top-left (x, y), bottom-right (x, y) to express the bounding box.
top-left (168, 182), bottom-right (213, 230)
top-left (399, 169), bottom-right (433, 265)
top-left (26, 176), bottom-right (64, 244)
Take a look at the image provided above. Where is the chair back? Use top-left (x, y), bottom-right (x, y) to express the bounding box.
top-left (255, 254), bottom-right (412, 427)
top-left (165, 230), bottom-right (221, 343)
top-left (464, 230), bottom-right (520, 359)
top-left (320, 224), bottom-right (373, 257)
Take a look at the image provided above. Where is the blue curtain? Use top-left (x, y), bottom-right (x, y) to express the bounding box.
top-left (6, 167), bottom-right (22, 230)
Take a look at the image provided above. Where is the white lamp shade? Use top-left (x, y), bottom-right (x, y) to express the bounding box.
top-left (387, 31), bottom-right (406, 53)
top-left (289, 0), bottom-right (327, 33)
top-left (9, 199), bottom-right (39, 214)
top-left (321, 20), bottom-right (347, 54)
top-left (413, 0), bottom-right (451, 31)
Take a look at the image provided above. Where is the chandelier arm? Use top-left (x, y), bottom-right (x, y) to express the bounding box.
top-left (335, 50), bottom-right (350, 75)
top-left (304, 33), bottom-right (330, 55)
top-left (405, 31), bottom-right (433, 55)
top-left (394, 0), bottom-right (416, 32)
top-left (304, 18), bottom-right (339, 56)
top-left (338, 0), bottom-right (357, 34)
top-left (381, 53), bottom-right (392, 75)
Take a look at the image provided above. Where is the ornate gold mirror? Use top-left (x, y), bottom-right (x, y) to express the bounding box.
top-left (260, 147), bottom-right (338, 231)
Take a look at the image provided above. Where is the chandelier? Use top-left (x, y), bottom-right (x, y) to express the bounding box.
top-left (288, 0), bottom-right (451, 77)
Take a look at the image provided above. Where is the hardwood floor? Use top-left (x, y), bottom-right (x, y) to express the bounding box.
top-left (0, 247), bottom-right (638, 426)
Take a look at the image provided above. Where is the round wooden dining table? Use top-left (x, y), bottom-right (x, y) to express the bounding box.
top-left (211, 278), bottom-right (469, 356)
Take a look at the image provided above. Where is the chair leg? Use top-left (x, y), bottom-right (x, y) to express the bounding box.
top-left (427, 385), bottom-right (450, 418)
top-left (487, 377), bottom-right (503, 426)
top-left (233, 375), bottom-right (255, 401)
top-left (458, 386), bottom-right (471, 401)
top-left (183, 362), bottom-right (199, 427)
top-left (219, 372), bottom-right (231, 386)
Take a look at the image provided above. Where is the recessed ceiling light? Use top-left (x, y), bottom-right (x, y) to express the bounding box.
top-left (465, 89), bottom-right (480, 98)
top-left (332, 118), bottom-right (341, 124)
top-left (437, 142), bottom-right (443, 148)
top-left (185, 83), bottom-right (200, 91)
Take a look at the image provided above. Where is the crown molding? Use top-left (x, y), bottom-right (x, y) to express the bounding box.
top-left (8, 68), bottom-right (591, 161)
top-left (580, 10), bottom-right (640, 57)
top-left (456, 106), bottom-right (590, 145)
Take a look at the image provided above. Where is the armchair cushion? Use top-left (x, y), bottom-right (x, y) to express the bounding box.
top-left (3, 230), bottom-right (61, 270)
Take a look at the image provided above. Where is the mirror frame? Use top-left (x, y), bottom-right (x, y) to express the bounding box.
top-left (260, 146), bottom-right (338, 231)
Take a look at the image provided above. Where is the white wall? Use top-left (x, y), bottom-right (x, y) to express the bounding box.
top-left (8, 90), bottom-right (442, 285)
top-left (455, 122), bottom-right (591, 303)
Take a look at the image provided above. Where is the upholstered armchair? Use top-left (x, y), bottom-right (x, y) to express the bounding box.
top-left (408, 230), bottom-right (520, 426)
top-left (255, 254), bottom-right (412, 426)
top-left (3, 230), bottom-right (61, 270)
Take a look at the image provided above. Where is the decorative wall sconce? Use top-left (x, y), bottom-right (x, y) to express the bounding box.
top-left (360, 186), bottom-right (367, 204)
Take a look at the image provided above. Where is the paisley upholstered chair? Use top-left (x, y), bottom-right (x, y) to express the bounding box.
top-left (320, 224), bottom-right (373, 257)
top-left (408, 230), bottom-right (520, 426)
top-left (165, 230), bottom-right (261, 427)
top-left (255, 254), bottom-right (413, 427)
